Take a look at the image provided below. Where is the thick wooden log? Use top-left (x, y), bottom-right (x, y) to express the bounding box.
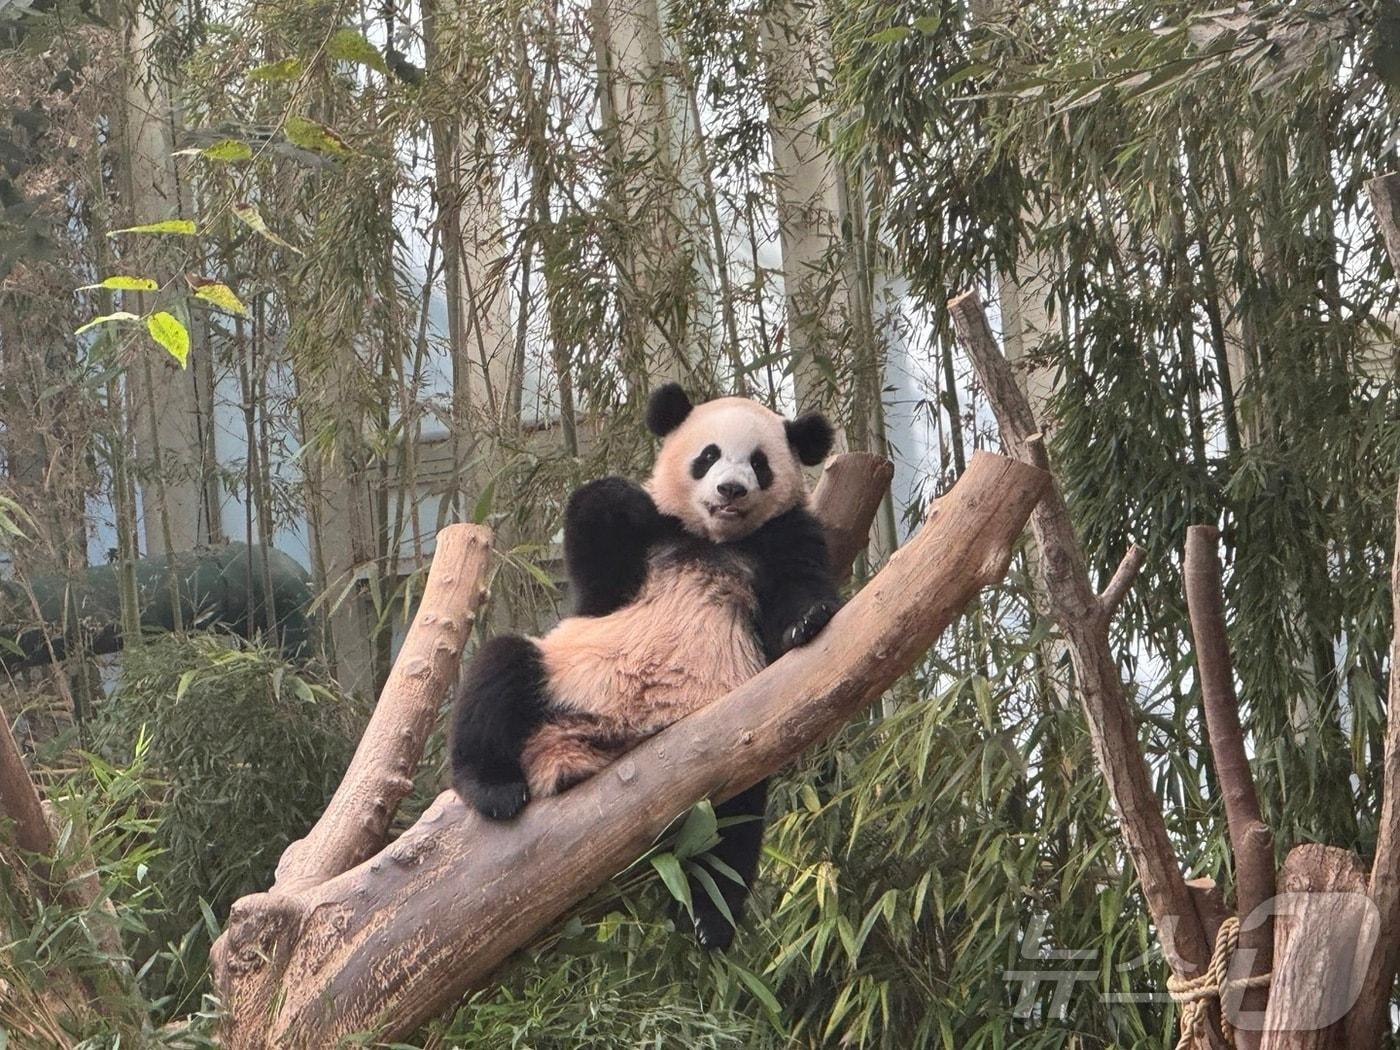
top-left (811, 451), bottom-right (895, 585)
top-left (1261, 845), bottom-right (1377, 1049)
top-left (211, 450), bottom-right (1046, 1047)
top-left (273, 524), bottom-right (494, 895)
top-left (1185, 525), bottom-right (1275, 1043)
top-left (949, 290), bottom-right (1218, 1015)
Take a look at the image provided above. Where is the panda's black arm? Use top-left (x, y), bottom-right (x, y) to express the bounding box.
top-left (563, 476), bottom-right (672, 617)
top-left (744, 507), bottom-right (843, 662)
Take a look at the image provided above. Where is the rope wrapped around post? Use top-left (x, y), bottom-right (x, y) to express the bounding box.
top-left (1168, 916), bottom-right (1272, 1050)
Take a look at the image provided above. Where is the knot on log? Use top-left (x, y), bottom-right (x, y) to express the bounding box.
top-left (218, 895), bottom-right (304, 977)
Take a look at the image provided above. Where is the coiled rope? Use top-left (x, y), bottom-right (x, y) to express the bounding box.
top-left (1166, 916), bottom-right (1271, 1049)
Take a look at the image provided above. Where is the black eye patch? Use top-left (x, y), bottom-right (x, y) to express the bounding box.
top-left (690, 444), bottom-right (720, 479)
top-left (750, 450), bottom-right (773, 490)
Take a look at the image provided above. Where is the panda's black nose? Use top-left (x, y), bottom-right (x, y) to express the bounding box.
top-left (717, 482), bottom-right (748, 501)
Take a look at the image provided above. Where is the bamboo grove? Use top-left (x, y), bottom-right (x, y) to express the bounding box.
top-left (2, 0), bottom-right (1400, 1046)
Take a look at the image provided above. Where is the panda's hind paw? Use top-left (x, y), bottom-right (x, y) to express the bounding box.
top-left (782, 599), bottom-right (840, 651)
top-left (467, 780), bottom-right (530, 821)
top-left (692, 911), bottom-right (736, 952)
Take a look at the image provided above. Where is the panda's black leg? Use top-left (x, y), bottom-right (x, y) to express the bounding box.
top-left (688, 779), bottom-right (769, 951)
top-left (450, 634), bottom-right (549, 821)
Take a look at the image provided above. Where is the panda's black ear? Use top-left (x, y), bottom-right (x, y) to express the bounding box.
top-left (786, 413), bottom-right (834, 466)
top-left (646, 383), bottom-right (693, 437)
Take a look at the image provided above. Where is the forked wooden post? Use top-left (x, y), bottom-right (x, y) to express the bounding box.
top-left (212, 451), bottom-right (1046, 1047)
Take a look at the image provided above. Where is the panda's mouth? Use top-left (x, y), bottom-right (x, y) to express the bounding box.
top-left (705, 502), bottom-right (748, 522)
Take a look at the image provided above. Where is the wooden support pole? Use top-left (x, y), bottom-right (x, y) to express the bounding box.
top-left (1185, 525), bottom-right (1275, 1044)
top-left (949, 289), bottom-right (1223, 1046)
top-left (1262, 845), bottom-right (1376, 1049)
top-left (211, 451), bottom-right (1045, 1047)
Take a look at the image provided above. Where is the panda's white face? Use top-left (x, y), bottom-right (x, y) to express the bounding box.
top-left (647, 400), bottom-right (807, 542)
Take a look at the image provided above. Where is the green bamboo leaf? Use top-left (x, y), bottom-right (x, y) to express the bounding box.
top-left (247, 57), bottom-right (304, 81)
top-left (328, 28), bottom-right (388, 73)
top-left (471, 480), bottom-right (496, 524)
top-left (649, 852), bottom-right (692, 913)
top-left (107, 219), bottom-right (197, 236)
top-left (146, 311), bottom-right (190, 367)
top-left (285, 115), bottom-right (350, 155)
top-left (687, 863), bottom-right (735, 927)
top-left (729, 962), bottom-right (782, 1017)
top-left (870, 26), bottom-right (909, 44)
top-left (202, 139), bottom-right (254, 162)
top-left (673, 801), bottom-right (718, 859)
top-left (79, 275), bottom-right (159, 292)
top-left (75, 311), bottom-right (140, 335)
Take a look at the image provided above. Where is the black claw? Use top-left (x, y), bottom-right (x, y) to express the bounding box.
top-left (693, 913), bottom-right (736, 952)
top-left (783, 600), bottom-right (838, 650)
top-left (470, 780), bottom-right (529, 821)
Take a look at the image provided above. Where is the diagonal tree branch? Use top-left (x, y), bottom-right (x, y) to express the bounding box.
top-left (273, 523), bottom-right (493, 895)
top-left (949, 289), bottom-right (1220, 1042)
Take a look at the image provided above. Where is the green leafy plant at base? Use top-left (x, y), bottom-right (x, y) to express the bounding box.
top-left (0, 736), bottom-right (221, 1048)
top-left (90, 634), bottom-right (356, 1016)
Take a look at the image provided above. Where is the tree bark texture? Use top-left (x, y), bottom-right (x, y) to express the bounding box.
top-left (1262, 845), bottom-right (1376, 1049)
top-left (1185, 525), bottom-right (1275, 1045)
top-left (273, 524), bottom-right (493, 895)
top-left (810, 451), bottom-right (895, 586)
top-left (210, 450), bottom-right (1045, 1047)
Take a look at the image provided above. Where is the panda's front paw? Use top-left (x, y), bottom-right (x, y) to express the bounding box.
top-left (466, 779), bottom-right (530, 821)
top-left (567, 477), bottom-right (658, 533)
top-left (782, 599), bottom-right (840, 651)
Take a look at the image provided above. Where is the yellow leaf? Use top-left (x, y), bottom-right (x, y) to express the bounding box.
top-left (107, 219), bottom-right (197, 236)
top-left (232, 202), bottom-right (303, 255)
top-left (75, 311), bottom-right (140, 335)
top-left (186, 275), bottom-right (248, 316)
top-left (146, 311), bottom-right (190, 367)
top-left (79, 275), bottom-right (159, 292)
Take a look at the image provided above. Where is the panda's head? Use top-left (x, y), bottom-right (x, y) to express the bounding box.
top-left (644, 384), bottom-right (834, 543)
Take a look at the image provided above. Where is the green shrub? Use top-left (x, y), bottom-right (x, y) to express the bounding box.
top-left (92, 634), bottom-right (356, 1005)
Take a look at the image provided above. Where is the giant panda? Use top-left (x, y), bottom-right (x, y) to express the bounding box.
top-left (450, 383), bottom-right (840, 948)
